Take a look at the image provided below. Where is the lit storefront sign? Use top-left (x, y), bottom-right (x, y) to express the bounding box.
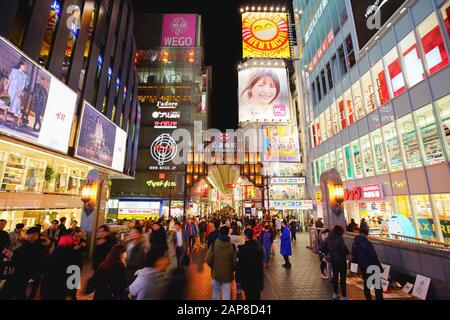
top-left (152, 111), bottom-right (180, 119)
top-left (154, 121), bottom-right (178, 129)
top-left (146, 180), bottom-right (177, 188)
top-left (118, 201), bottom-right (161, 219)
top-left (156, 101), bottom-right (178, 109)
top-left (270, 200), bottom-right (313, 210)
top-left (344, 184), bottom-right (384, 201)
top-left (270, 177), bottom-right (306, 184)
top-left (304, 0), bottom-right (329, 43)
top-left (242, 12), bottom-right (291, 58)
top-left (315, 191), bottom-right (322, 202)
top-left (161, 14), bottom-right (197, 47)
top-left (308, 29), bottom-right (334, 72)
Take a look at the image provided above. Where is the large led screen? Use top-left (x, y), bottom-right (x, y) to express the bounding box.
top-left (0, 37), bottom-right (77, 153)
top-left (242, 12), bottom-right (291, 58)
top-left (262, 125), bottom-right (301, 162)
top-left (75, 101), bottom-right (127, 172)
top-left (239, 66), bottom-right (291, 123)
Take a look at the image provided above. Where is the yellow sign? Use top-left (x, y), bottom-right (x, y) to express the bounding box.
top-left (315, 191), bottom-right (322, 202)
top-left (242, 12), bottom-right (291, 58)
top-left (146, 180), bottom-right (177, 188)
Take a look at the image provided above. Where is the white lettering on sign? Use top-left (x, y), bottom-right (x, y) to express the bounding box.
top-left (164, 37), bottom-right (193, 47)
top-left (304, 0), bottom-right (329, 43)
top-left (156, 101), bottom-right (178, 109)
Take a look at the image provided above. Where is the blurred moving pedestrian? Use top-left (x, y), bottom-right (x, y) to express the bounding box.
top-left (128, 252), bottom-right (169, 300)
top-left (289, 218), bottom-right (297, 242)
top-left (93, 225), bottom-right (116, 270)
top-left (164, 266), bottom-right (187, 300)
top-left (236, 229), bottom-right (264, 300)
top-left (258, 225), bottom-right (273, 268)
top-left (352, 228), bottom-right (384, 300)
top-left (92, 244), bottom-right (127, 300)
top-left (280, 220), bottom-right (292, 269)
top-left (185, 218), bottom-right (198, 252)
top-left (70, 228), bottom-right (87, 299)
top-left (206, 226), bottom-right (237, 300)
top-left (207, 220), bottom-right (220, 248)
top-left (325, 225), bottom-right (349, 300)
top-left (170, 222), bottom-right (189, 267)
top-left (229, 225), bottom-right (244, 295)
top-left (148, 222), bottom-right (168, 259)
top-left (198, 218), bottom-right (207, 246)
top-left (125, 226), bottom-right (146, 286)
top-left (315, 218), bottom-right (324, 228)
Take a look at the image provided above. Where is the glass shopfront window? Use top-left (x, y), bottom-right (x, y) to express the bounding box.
top-left (344, 144), bottom-right (354, 180)
top-left (399, 31), bottom-right (425, 88)
top-left (431, 194), bottom-right (450, 242)
top-left (397, 114), bottom-right (423, 169)
top-left (361, 71), bottom-right (376, 113)
top-left (372, 61), bottom-right (390, 106)
top-left (393, 196), bottom-right (417, 238)
top-left (384, 47), bottom-right (406, 97)
top-left (324, 154), bottom-right (330, 171)
top-left (351, 80), bottom-right (365, 120)
top-left (440, 0), bottom-right (450, 39)
top-left (316, 121), bottom-right (322, 145)
top-left (338, 96), bottom-right (347, 129)
top-left (331, 102), bottom-right (340, 134)
top-left (411, 195), bottom-right (437, 241)
top-left (361, 135), bottom-right (375, 177)
top-left (319, 158), bottom-right (325, 176)
top-left (330, 151), bottom-right (337, 170)
top-left (383, 122), bottom-right (404, 172)
top-left (320, 113), bottom-right (327, 141)
top-left (344, 89), bottom-right (355, 125)
top-left (436, 95), bottom-right (450, 159)
top-left (351, 140), bottom-right (363, 179)
top-left (414, 104), bottom-right (446, 165)
top-left (360, 202), bottom-right (393, 238)
top-left (417, 13), bottom-right (449, 75)
top-left (337, 148), bottom-right (346, 180)
top-left (325, 108), bottom-right (333, 138)
top-left (371, 129), bottom-right (388, 174)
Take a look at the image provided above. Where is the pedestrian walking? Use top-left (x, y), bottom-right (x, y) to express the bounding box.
top-left (207, 220), bottom-right (220, 248)
top-left (352, 228), bottom-right (384, 300)
top-left (125, 226), bottom-right (146, 286)
top-left (206, 226), bottom-right (237, 300)
top-left (70, 228), bottom-right (87, 299)
top-left (325, 225), bottom-right (349, 300)
top-left (93, 225), bottom-right (116, 270)
top-left (258, 225), bottom-right (273, 268)
top-left (229, 225), bottom-right (244, 295)
top-left (280, 220), bottom-right (292, 268)
top-left (198, 218), bottom-right (207, 246)
top-left (236, 228), bottom-right (264, 300)
top-left (185, 218), bottom-right (198, 252)
top-left (290, 219), bottom-right (297, 242)
top-left (148, 222), bottom-right (168, 259)
top-left (170, 222), bottom-right (189, 267)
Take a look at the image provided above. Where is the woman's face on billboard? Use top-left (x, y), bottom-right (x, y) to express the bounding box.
top-left (252, 76), bottom-right (277, 105)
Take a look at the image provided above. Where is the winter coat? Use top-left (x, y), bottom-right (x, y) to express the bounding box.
top-left (125, 239), bottom-right (146, 286)
top-left (258, 231), bottom-right (273, 248)
top-left (207, 229), bottom-right (219, 248)
top-left (198, 221), bottom-right (207, 233)
top-left (351, 235), bottom-right (382, 273)
top-left (280, 226), bottom-right (292, 256)
top-left (93, 263), bottom-right (127, 300)
top-left (170, 229), bottom-right (189, 250)
top-left (325, 232), bottom-right (349, 262)
top-left (149, 228), bottom-right (168, 258)
top-left (93, 236), bottom-right (116, 270)
top-left (236, 240), bottom-right (264, 292)
top-left (128, 267), bottom-right (165, 300)
top-left (10, 239), bottom-right (48, 278)
top-left (206, 236), bottom-right (237, 283)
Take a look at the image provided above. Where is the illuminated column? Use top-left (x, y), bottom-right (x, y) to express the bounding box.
top-left (320, 168), bottom-right (346, 229)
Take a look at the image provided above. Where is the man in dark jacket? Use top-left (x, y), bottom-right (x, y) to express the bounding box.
top-left (170, 222), bottom-right (189, 267)
top-left (352, 228), bottom-right (384, 300)
top-left (207, 220), bottom-right (220, 248)
top-left (198, 219), bottom-right (207, 246)
top-left (289, 219), bottom-right (297, 241)
top-left (1, 227), bottom-right (48, 300)
top-left (325, 225), bottom-right (349, 300)
top-left (185, 218), bottom-right (198, 252)
top-left (237, 229), bottom-right (264, 300)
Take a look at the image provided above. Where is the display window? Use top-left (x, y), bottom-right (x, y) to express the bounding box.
top-left (344, 144), bottom-right (354, 180)
top-left (316, 120), bottom-right (322, 144)
top-left (393, 196), bottom-right (417, 238)
top-left (414, 104), bottom-right (445, 165)
top-left (329, 151), bottom-right (337, 171)
top-left (417, 13), bottom-right (449, 75)
top-left (384, 47), bottom-right (406, 97)
top-left (431, 194), bottom-right (450, 242)
top-left (338, 96), bottom-right (347, 129)
top-left (370, 129), bottom-right (388, 174)
top-left (361, 71), bottom-right (376, 113)
top-left (372, 61), bottom-right (390, 106)
top-left (319, 158), bottom-right (325, 176)
top-left (399, 31), bottom-right (425, 88)
top-left (336, 148), bottom-right (346, 180)
top-left (330, 102), bottom-right (340, 134)
top-left (344, 89), bottom-right (355, 125)
top-left (269, 185), bottom-right (305, 200)
top-left (436, 95), bottom-right (450, 159)
top-left (0, 208), bottom-right (82, 232)
top-left (325, 108), bottom-right (333, 138)
top-left (411, 195), bottom-right (437, 241)
top-left (360, 135), bottom-right (375, 177)
top-left (383, 122), bottom-right (404, 172)
top-left (360, 202), bottom-right (393, 237)
top-left (324, 154), bottom-right (331, 171)
top-left (440, 0), bottom-right (450, 39)
top-left (397, 114), bottom-right (423, 169)
top-left (351, 140), bottom-right (363, 179)
top-left (351, 80), bottom-right (365, 120)
top-left (320, 113), bottom-right (327, 141)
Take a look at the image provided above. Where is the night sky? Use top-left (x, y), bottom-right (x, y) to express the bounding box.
top-left (132, 0), bottom-right (293, 131)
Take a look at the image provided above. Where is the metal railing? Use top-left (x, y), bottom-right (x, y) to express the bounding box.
top-left (391, 234), bottom-right (450, 249)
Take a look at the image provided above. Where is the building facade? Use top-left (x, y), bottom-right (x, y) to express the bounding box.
top-left (293, 0), bottom-right (450, 243)
top-left (110, 13), bottom-right (211, 220)
top-left (0, 0), bottom-right (140, 232)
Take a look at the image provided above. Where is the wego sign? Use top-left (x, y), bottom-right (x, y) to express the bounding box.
top-left (242, 12), bottom-right (291, 58)
top-left (161, 14), bottom-right (197, 47)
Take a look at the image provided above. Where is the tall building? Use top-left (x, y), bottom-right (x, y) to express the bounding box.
top-left (0, 0), bottom-right (140, 233)
top-left (109, 13), bottom-right (211, 220)
top-left (293, 0), bottom-right (450, 243)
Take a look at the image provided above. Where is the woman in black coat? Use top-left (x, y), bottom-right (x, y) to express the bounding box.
top-left (148, 223), bottom-right (168, 258)
top-left (325, 225), bottom-right (349, 300)
top-left (93, 244), bottom-right (127, 300)
top-left (93, 225), bottom-right (116, 270)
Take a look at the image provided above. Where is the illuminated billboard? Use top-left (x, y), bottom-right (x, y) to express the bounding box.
top-left (75, 101), bottom-right (127, 172)
top-left (242, 12), bottom-right (291, 58)
top-left (239, 66), bottom-right (291, 123)
top-left (0, 36), bottom-right (77, 153)
top-left (262, 125), bottom-right (301, 162)
top-left (161, 14), bottom-right (197, 47)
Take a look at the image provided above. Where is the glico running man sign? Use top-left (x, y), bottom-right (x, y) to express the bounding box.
top-left (242, 12), bottom-right (291, 58)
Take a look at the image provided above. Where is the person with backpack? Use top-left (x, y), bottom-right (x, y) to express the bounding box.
top-left (325, 225), bottom-right (349, 300)
top-left (206, 226), bottom-right (237, 300)
top-left (258, 224), bottom-right (273, 268)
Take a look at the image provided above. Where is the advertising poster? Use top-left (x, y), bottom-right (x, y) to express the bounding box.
top-left (75, 102), bottom-right (127, 172)
top-left (0, 37), bottom-right (76, 153)
top-left (239, 67), bottom-right (291, 123)
top-left (263, 126), bottom-right (301, 162)
top-left (161, 14), bottom-right (197, 47)
top-left (412, 274), bottom-right (431, 300)
top-left (242, 12), bottom-right (290, 58)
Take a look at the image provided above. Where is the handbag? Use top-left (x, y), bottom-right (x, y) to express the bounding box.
top-left (0, 259), bottom-right (15, 280)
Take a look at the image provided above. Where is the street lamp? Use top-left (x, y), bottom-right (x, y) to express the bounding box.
top-left (81, 182), bottom-right (96, 204)
top-left (334, 184), bottom-right (345, 204)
